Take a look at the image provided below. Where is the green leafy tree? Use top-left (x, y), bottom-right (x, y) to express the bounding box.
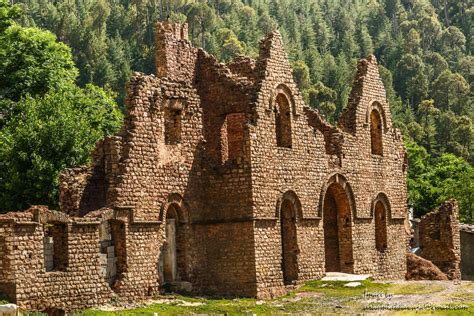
top-left (406, 140), bottom-right (474, 223)
top-left (188, 3), bottom-right (216, 49)
top-left (416, 99), bottom-right (439, 153)
top-left (217, 28), bottom-right (244, 61)
top-left (0, 0), bottom-right (20, 32)
top-left (403, 28), bottom-right (421, 53)
top-left (456, 56), bottom-right (473, 86)
top-left (423, 52), bottom-right (448, 84)
top-left (0, 25), bottom-right (78, 101)
top-left (441, 25), bottom-right (466, 64)
top-left (431, 70), bottom-right (470, 114)
top-left (356, 23), bottom-right (374, 57)
top-left (0, 84), bottom-right (122, 211)
top-left (292, 60), bottom-right (310, 92)
top-left (0, 7), bottom-right (122, 212)
top-left (307, 81), bottom-right (337, 122)
top-left (394, 53), bottom-right (428, 108)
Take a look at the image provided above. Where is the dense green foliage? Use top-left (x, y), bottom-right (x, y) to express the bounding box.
top-left (0, 25), bottom-right (78, 101)
top-left (0, 0), bottom-right (472, 221)
top-left (0, 0), bottom-right (122, 211)
top-left (406, 141), bottom-right (474, 223)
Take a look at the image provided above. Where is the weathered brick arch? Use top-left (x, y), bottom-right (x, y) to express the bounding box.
top-left (159, 193), bottom-right (189, 224)
top-left (274, 190), bottom-right (303, 219)
top-left (371, 193), bottom-right (390, 252)
top-left (271, 85), bottom-right (295, 148)
top-left (365, 101), bottom-right (388, 132)
top-left (320, 173), bottom-right (355, 273)
top-left (318, 173), bottom-right (356, 218)
top-left (277, 190), bottom-right (301, 284)
top-left (367, 102), bottom-right (387, 156)
top-left (159, 193), bottom-right (190, 285)
top-left (269, 84), bottom-right (296, 115)
top-left (370, 192), bottom-right (391, 218)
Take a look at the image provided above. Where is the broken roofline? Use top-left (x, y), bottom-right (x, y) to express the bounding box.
top-left (153, 21), bottom-right (397, 143)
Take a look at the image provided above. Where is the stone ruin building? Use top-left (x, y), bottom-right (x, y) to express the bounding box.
top-left (0, 22), bottom-right (410, 312)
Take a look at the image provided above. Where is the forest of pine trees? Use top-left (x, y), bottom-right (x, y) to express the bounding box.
top-left (0, 0), bottom-right (473, 222)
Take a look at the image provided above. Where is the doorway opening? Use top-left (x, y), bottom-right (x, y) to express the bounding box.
top-left (323, 183), bottom-right (354, 273)
top-left (280, 198), bottom-right (299, 285)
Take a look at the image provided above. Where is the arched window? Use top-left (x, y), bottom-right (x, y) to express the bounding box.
top-left (275, 94), bottom-right (292, 148)
top-left (374, 201), bottom-right (387, 252)
top-left (370, 109), bottom-right (383, 155)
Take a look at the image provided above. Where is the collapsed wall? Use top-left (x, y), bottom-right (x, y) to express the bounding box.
top-left (417, 200), bottom-right (461, 280)
top-left (460, 224), bottom-right (474, 280)
top-left (0, 206), bottom-right (114, 311)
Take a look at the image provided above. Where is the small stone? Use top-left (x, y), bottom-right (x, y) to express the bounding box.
top-left (344, 282), bottom-right (362, 287)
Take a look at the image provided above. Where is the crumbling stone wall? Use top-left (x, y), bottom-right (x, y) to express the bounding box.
top-left (0, 222), bottom-right (16, 302)
top-left (460, 224), bottom-right (474, 280)
top-left (418, 200), bottom-right (461, 280)
top-left (0, 207), bottom-right (114, 311)
top-left (59, 137), bottom-right (121, 216)
top-left (2, 21), bottom-right (409, 311)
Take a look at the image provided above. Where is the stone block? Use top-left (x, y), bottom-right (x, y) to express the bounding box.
top-left (106, 246), bottom-right (115, 257)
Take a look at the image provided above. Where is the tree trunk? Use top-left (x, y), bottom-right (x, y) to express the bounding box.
top-left (444, 0), bottom-right (450, 26)
top-left (160, 0), bottom-right (163, 20)
top-left (201, 24), bottom-right (205, 49)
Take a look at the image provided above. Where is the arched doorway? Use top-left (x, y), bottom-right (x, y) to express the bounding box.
top-left (374, 201), bottom-right (388, 252)
top-left (163, 204), bottom-right (181, 284)
top-left (323, 183), bottom-right (354, 273)
top-left (280, 199), bottom-right (299, 285)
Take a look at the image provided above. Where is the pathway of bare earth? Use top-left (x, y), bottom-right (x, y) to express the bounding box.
top-left (71, 279), bottom-right (474, 315)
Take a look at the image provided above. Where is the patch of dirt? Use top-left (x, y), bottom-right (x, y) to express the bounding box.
top-left (406, 253), bottom-right (448, 280)
top-left (295, 292), bottom-right (324, 298)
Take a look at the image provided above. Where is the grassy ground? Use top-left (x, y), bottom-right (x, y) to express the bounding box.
top-left (76, 279), bottom-right (474, 315)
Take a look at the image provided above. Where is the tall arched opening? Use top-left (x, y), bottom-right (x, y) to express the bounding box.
top-left (374, 201), bottom-right (388, 252)
top-left (275, 93), bottom-right (292, 148)
top-left (323, 183), bottom-right (354, 273)
top-left (370, 109), bottom-right (383, 155)
top-left (280, 198), bottom-right (299, 285)
top-left (162, 203), bottom-right (185, 285)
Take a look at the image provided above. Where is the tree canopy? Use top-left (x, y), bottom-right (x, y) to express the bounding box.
top-left (0, 0), bottom-right (472, 222)
top-left (0, 0), bottom-right (122, 211)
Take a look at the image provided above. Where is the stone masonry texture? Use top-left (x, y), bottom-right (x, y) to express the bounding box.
top-left (460, 224), bottom-right (474, 280)
top-left (0, 22), bottom-right (410, 312)
top-left (417, 200), bottom-right (461, 280)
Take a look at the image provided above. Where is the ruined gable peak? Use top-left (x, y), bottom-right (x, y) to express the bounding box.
top-left (258, 30), bottom-right (285, 60)
top-left (338, 54), bottom-right (392, 135)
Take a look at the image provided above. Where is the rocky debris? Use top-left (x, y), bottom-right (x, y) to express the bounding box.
top-left (0, 303), bottom-right (18, 316)
top-left (406, 253), bottom-right (448, 281)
